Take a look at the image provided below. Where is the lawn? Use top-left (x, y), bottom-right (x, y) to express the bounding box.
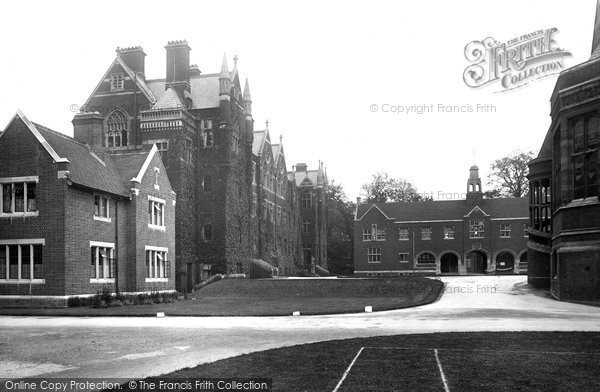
top-left (0, 277), bottom-right (443, 316)
top-left (105, 332), bottom-right (600, 392)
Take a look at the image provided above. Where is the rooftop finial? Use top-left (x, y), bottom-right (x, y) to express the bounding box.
top-left (279, 134), bottom-right (283, 143)
top-left (265, 119), bottom-right (269, 130)
top-left (233, 54), bottom-right (238, 67)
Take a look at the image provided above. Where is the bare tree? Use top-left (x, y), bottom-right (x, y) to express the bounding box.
top-left (487, 151), bottom-right (535, 198)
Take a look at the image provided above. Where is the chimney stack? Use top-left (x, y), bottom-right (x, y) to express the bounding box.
top-left (295, 163), bottom-right (308, 172)
top-left (73, 112), bottom-right (104, 149)
top-left (165, 40), bottom-right (191, 101)
top-left (116, 46), bottom-right (146, 77)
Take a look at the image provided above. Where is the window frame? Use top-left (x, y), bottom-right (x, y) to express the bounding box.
top-left (469, 219), bottom-right (485, 239)
top-left (421, 226), bottom-right (432, 240)
top-left (93, 195), bottom-right (111, 222)
top-left (500, 224), bottom-right (512, 238)
top-left (148, 196), bottom-right (166, 230)
top-left (398, 253), bottom-right (409, 263)
top-left (110, 73), bottom-right (125, 92)
top-left (0, 239), bottom-right (45, 283)
top-left (145, 246), bottom-right (170, 282)
top-left (0, 177), bottom-right (39, 218)
top-left (367, 247), bottom-right (382, 263)
top-left (90, 241), bottom-right (114, 283)
top-left (443, 226), bottom-right (455, 240)
top-left (398, 227), bottom-right (409, 241)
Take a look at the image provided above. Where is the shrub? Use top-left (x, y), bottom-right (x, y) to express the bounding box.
top-left (100, 286), bottom-right (112, 306)
top-left (68, 296), bottom-right (82, 307)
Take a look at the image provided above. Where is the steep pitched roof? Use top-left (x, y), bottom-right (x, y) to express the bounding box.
top-left (356, 198), bottom-right (528, 221)
top-left (152, 87), bottom-right (185, 109)
top-left (82, 56), bottom-right (156, 110)
top-left (146, 73), bottom-right (221, 110)
top-left (291, 170), bottom-right (320, 187)
top-left (253, 129), bottom-right (270, 156)
top-left (7, 111), bottom-right (158, 197)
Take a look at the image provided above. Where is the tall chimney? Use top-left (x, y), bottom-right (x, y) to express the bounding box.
top-left (165, 40), bottom-right (191, 101)
top-left (116, 46), bottom-right (146, 77)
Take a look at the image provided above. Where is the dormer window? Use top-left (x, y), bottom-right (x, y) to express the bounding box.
top-left (110, 74), bottom-right (124, 92)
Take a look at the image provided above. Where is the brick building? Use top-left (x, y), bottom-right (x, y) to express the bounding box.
top-left (290, 162), bottom-right (328, 273)
top-left (527, 5), bottom-right (600, 301)
top-left (0, 111), bottom-right (176, 298)
top-left (354, 166), bottom-right (528, 276)
top-left (76, 41), bottom-right (327, 290)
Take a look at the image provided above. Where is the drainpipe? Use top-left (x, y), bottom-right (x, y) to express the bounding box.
top-left (114, 199), bottom-right (119, 294)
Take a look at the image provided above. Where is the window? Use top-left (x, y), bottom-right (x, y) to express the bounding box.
top-left (0, 241), bottom-right (44, 282)
top-left (469, 219), bottom-right (485, 239)
top-left (398, 253), bottom-right (409, 263)
top-left (376, 226), bottom-right (386, 241)
top-left (367, 248), bottom-right (382, 263)
top-left (204, 130), bottom-right (214, 148)
top-left (421, 226), bottom-right (432, 240)
top-left (500, 224), bottom-right (512, 238)
top-left (201, 119), bottom-right (213, 131)
top-left (146, 247), bottom-right (170, 280)
top-left (203, 176), bottom-right (213, 192)
top-left (571, 115), bottom-right (599, 199)
top-left (148, 197), bottom-right (165, 228)
top-left (301, 193), bottom-right (312, 209)
top-left (94, 196), bottom-right (110, 221)
top-left (417, 252), bottom-right (436, 265)
top-left (303, 220), bottom-right (311, 233)
top-left (156, 141), bottom-right (168, 158)
top-left (201, 224), bottom-right (213, 241)
top-left (105, 110), bottom-right (129, 147)
top-left (90, 242), bottom-right (114, 280)
top-left (524, 223), bottom-right (529, 237)
top-left (398, 227), bottom-right (409, 241)
top-left (110, 73), bottom-right (124, 91)
top-left (0, 178), bottom-right (38, 216)
top-left (362, 228), bottom-right (372, 241)
top-left (443, 226), bottom-right (455, 240)
top-left (251, 193), bottom-right (257, 217)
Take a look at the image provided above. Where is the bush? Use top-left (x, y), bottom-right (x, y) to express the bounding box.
top-left (100, 286), bottom-right (112, 306)
top-left (249, 259), bottom-right (276, 279)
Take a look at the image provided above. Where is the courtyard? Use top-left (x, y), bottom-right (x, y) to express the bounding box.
top-left (1, 275), bottom-right (599, 382)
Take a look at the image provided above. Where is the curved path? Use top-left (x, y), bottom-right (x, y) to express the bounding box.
top-left (1, 276), bottom-right (599, 379)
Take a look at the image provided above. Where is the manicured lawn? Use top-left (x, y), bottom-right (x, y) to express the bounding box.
top-left (106, 332), bottom-right (600, 392)
top-left (0, 277), bottom-right (443, 316)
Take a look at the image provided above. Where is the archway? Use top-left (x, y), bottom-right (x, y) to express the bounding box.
top-left (440, 253), bottom-right (459, 274)
top-left (466, 251), bottom-right (487, 274)
top-left (496, 251), bottom-right (515, 274)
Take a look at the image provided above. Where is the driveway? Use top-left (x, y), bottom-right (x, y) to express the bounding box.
top-left (1, 276), bottom-right (599, 379)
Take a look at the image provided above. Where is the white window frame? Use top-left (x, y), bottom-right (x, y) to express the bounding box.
top-left (362, 228), bottom-right (372, 241)
top-left (443, 226), bottom-right (455, 240)
top-left (500, 224), bottom-right (512, 238)
top-left (93, 195), bottom-right (111, 222)
top-left (148, 195), bottom-right (166, 231)
top-left (0, 176), bottom-right (39, 218)
top-left (421, 226), bottom-right (432, 240)
top-left (0, 239), bottom-right (45, 284)
top-left (90, 241), bottom-right (115, 283)
top-left (469, 219), bottom-right (485, 239)
top-left (398, 253), bottom-right (409, 263)
top-left (398, 227), bottom-right (409, 241)
top-left (367, 247), bottom-right (382, 263)
top-left (145, 245), bottom-right (169, 282)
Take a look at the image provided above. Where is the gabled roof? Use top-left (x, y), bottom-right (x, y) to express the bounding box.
top-left (152, 87), bottom-right (185, 110)
top-left (82, 56), bottom-right (156, 110)
top-left (292, 170), bottom-right (320, 187)
top-left (253, 129), bottom-right (271, 156)
top-left (355, 198), bottom-right (528, 221)
top-left (464, 205), bottom-right (489, 217)
top-left (6, 111), bottom-right (159, 197)
top-left (146, 73), bottom-right (222, 110)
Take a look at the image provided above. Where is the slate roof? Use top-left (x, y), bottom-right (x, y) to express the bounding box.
top-left (252, 130), bottom-right (269, 156)
top-left (356, 198), bottom-right (528, 221)
top-left (291, 170), bottom-right (321, 187)
top-left (152, 87), bottom-right (185, 110)
top-left (147, 73), bottom-right (221, 110)
top-left (15, 114), bottom-right (154, 197)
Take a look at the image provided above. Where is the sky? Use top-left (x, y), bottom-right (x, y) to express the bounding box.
top-left (0, 0), bottom-right (596, 200)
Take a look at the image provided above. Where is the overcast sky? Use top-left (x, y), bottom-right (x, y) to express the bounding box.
top-left (0, 1), bottom-right (595, 200)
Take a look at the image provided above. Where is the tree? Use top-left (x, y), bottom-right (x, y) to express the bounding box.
top-left (361, 172), bottom-right (429, 203)
top-left (326, 181), bottom-right (355, 276)
top-left (487, 151), bottom-right (535, 198)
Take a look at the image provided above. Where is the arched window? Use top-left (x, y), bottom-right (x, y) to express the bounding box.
top-left (417, 252), bottom-right (436, 265)
top-left (105, 110), bottom-right (129, 147)
top-left (573, 119), bottom-right (584, 153)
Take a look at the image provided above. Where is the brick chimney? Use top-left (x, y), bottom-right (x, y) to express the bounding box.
top-left (73, 112), bottom-right (104, 149)
top-left (116, 46), bottom-right (146, 77)
top-left (165, 40), bottom-right (191, 101)
top-left (295, 163), bottom-right (308, 172)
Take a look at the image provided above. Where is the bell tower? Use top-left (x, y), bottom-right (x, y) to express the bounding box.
top-left (466, 165), bottom-right (483, 202)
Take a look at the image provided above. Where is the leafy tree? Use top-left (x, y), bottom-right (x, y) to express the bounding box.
top-left (361, 172), bottom-right (429, 203)
top-left (483, 188), bottom-right (503, 199)
top-left (326, 181), bottom-right (355, 276)
top-left (487, 151), bottom-right (535, 198)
